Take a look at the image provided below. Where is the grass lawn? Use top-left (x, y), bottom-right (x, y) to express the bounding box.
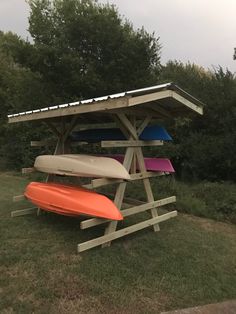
top-left (0, 172), bottom-right (236, 313)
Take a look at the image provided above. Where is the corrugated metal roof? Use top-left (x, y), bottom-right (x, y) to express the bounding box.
top-left (7, 83), bottom-right (170, 118)
top-left (7, 82), bottom-right (204, 120)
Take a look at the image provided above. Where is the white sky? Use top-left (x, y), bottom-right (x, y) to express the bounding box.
top-left (0, 0), bottom-right (235, 72)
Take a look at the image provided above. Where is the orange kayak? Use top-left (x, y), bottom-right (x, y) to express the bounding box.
top-left (24, 182), bottom-right (123, 221)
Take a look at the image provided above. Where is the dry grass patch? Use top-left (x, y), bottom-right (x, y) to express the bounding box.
top-left (184, 214), bottom-right (236, 236)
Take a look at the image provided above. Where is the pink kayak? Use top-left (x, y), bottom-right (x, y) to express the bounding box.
top-left (104, 155), bottom-right (175, 173)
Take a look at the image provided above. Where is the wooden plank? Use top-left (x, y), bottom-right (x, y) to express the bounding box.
top-left (102, 147), bottom-right (134, 248)
top-left (101, 140), bottom-right (163, 147)
top-left (78, 211), bottom-right (177, 252)
top-left (54, 138), bottom-right (64, 155)
top-left (90, 171), bottom-right (167, 189)
top-left (82, 183), bottom-right (93, 189)
top-left (172, 91), bottom-right (203, 115)
top-left (148, 103), bottom-right (173, 118)
top-left (135, 147), bottom-right (160, 232)
top-left (62, 116), bottom-right (79, 141)
top-left (91, 178), bottom-right (123, 188)
top-left (80, 196), bottom-right (176, 229)
top-left (129, 115), bottom-right (137, 173)
top-left (137, 115), bottom-right (152, 136)
top-left (122, 196), bottom-right (176, 217)
top-left (110, 107), bottom-right (160, 118)
top-left (13, 195), bottom-right (25, 202)
top-left (102, 193), bottom-right (146, 206)
top-left (117, 113), bottom-right (138, 139)
top-left (31, 140), bottom-right (55, 147)
top-left (128, 90), bottom-right (172, 107)
top-left (9, 97), bottom-right (129, 123)
top-left (11, 207), bottom-right (38, 217)
top-left (131, 153), bottom-right (137, 174)
top-left (112, 115), bottom-right (130, 139)
top-left (121, 196), bottom-right (145, 205)
top-left (22, 167), bottom-right (35, 174)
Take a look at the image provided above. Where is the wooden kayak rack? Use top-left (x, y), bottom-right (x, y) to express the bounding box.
top-left (8, 83), bottom-right (203, 252)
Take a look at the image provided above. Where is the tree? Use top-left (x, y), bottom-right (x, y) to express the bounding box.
top-left (0, 32), bottom-right (52, 168)
top-left (18, 0), bottom-right (162, 103)
top-left (158, 61), bottom-right (236, 181)
top-left (0, 1), bottom-right (162, 168)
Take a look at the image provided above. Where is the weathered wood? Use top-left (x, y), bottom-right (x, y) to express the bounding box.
top-left (131, 153), bottom-right (137, 174)
top-left (11, 207), bottom-right (38, 217)
top-left (9, 97), bottom-right (130, 123)
top-left (101, 140), bottom-right (163, 147)
top-left (122, 196), bottom-right (176, 217)
top-left (90, 171), bottom-right (167, 189)
top-left (102, 147), bottom-right (134, 247)
top-left (172, 91), bottom-right (203, 115)
top-left (91, 178), bottom-right (123, 188)
top-left (13, 195), bottom-right (25, 202)
top-left (78, 211), bottom-right (177, 252)
top-left (121, 196), bottom-right (145, 206)
top-left (110, 107), bottom-right (160, 118)
top-left (80, 196), bottom-right (176, 229)
top-left (147, 103), bottom-right (173, 118)
top-left (128, 90), bottom-right (172, 107)
top-left (101, 192), bottom-right (146, 206)
top-left (31, 140), bottom-right (55, 147)
top-left (112, 115), bottom-right (130, 139)
top-left (22, 167), bottom-right (35, 174)
top-left (137, 115), bottom-right (152, 135)
top-left (135, 147), bottom-right (160, 232)
top-left (54, 138), bottom-right (64, 155)
top-left (8, 86), bottom-right (204, 125)
top-left (129, 115), bottom-right (137, 173)
top-left (117, 113), bottom-right (138, 139)
top-left (63, 116), bottom-right (79, 141)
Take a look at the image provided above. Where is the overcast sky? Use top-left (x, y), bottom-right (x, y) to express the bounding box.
top-left (0, 0), bottom-right (235, 72)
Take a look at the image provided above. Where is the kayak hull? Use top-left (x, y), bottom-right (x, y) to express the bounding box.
top-left (105, 155), bottom-right (175, 173)
top-left (24, 182), bottom-right (123, 220)
top-left (34, 154), bottom-right (131, 180)
top-left (71, 125), bottom-right (172, 142)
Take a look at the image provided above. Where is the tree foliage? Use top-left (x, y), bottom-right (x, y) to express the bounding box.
top-left (0, 31), bottom-right (52, 168)
top-left (159, 61), bottom-right (236, 181)
top-left (0, 0), bottom-right (161, 167)
top-left (22, 0), bottom-right (161, 102)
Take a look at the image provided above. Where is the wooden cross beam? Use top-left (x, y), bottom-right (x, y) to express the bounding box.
top-left (100, 113), bottom-right (163, 248)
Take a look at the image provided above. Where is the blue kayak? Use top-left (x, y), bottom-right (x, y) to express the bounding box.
top-left (71, 125), bottom-right (172, 142)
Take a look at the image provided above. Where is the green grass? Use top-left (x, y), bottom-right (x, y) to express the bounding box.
top-left (122, 176), bottom-right (236, 224)
top-left (0, 172), bottom-right (236, 313)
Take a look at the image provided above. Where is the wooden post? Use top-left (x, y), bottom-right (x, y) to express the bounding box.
top-left (135, 147), bottom-right (160, 232)
top-left (102, 113), bottom-right (163, 247)
top-left (102, 147), bottom-right (134, 247)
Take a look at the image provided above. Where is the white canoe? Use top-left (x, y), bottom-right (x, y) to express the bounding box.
top-left (34, 154), bottom-right (131, 180)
